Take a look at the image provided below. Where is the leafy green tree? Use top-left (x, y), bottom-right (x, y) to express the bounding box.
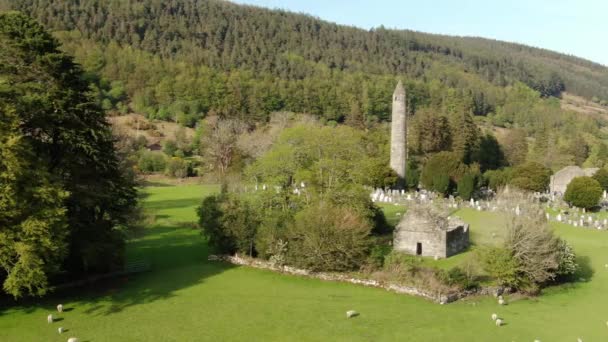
top-left (414, 110), bottom-right (452, 155)
top-left (477, 247), bottom-right (520, 288)
top-left (568, 135), bottom-right (589, 166)
top-left (564, 177), bottom-right (603, 209)
top-left (592, 168), bottom-right (608, 191)
top-left (0, 108), bottom-right (70, 298)
top-left (0, 13), bottom-right (137, 286)
top-left (197, 193), bottom-right (259, 255)
top-left (509, 162), bottom-right (551, 192)
top-left (502, 129), bottom-right (528, 166)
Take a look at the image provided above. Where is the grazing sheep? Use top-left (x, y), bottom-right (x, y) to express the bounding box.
top-left (577, 338), bottom-right (583, 342)
top-left (495, 318), bottom-right (503, 326)
top-left (491, 313), bottom-right (497, 321)
top-left (346, 310), bottom-right (359, 318)
top-left (57, 304), bottom-right (63, 313)
top-left (67, 338), bottom-right (79, 342)
top-left (534, 340), bottom-right (541, 342)
top-left (58, 327), bottom-right (64, 334)
top-left (498, 298), bottom-right (506, 305)
top-left (47, 314), bottom-right (53, 323)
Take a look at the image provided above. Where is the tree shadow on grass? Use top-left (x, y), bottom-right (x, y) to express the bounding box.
top-left (573, 255), bottom-right (594, 281)
top-left (0, 222), bottom-right (236, 317)
top-left (143, 198), bottom-right (203, 211)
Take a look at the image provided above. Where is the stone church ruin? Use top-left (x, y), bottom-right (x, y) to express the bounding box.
top-left (550, 166), bottom-right (599, 195)
top-left (393, 204), bottom-right (470, 259)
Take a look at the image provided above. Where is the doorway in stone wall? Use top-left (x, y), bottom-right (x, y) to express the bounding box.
top-left (416, 242), bottom-right (422, 255)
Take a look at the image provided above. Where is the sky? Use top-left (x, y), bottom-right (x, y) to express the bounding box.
top-left (232, 0), bottom-right (608, 66)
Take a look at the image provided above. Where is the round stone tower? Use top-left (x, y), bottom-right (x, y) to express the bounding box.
top-left (390, 80), bottom-right (407, 183)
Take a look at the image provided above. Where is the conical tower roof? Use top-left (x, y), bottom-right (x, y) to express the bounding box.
top-left (393, 80), bottom-right (405, 95)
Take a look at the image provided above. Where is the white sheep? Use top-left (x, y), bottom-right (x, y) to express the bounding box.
top-left (498, 298), bottom-right (506, 305)
top-left (58, 327), bottom-right (64, 334)
top-left (577, 338), bottom-right (583, 342)
top-left (491, 313), bottom-right (497, 321)
top-left (67, 338), bottom-right (79, 342)
top-left (346, 310), bottom-right (359, 318)
top-left (47, 314), bottom-right (54, 323)
top-left (57, 304), bottom-right (63, 313)
top-left (495, 318), bottom-right (503, 326)
top-left (534, 340), bottom-right (541, 342)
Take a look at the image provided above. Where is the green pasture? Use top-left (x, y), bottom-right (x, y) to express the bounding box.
top-left (1, 184), bottom-right (607, 341)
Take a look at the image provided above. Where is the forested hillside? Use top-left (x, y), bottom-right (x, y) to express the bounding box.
top-left (2, 0), bottom-right (608, 126)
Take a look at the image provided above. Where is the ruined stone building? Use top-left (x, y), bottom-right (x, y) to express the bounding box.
top-left (550, 166), bottom-right (599, 194)
top-left (390, 81), bottom-right (407, 182)
top-left (393, 205), bottom-right (469, 259)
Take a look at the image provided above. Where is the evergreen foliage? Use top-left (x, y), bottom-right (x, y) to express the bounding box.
top-left (564, 176), bottom-right (603, 209)
top-left (591, 168), bottom-right (608, 191)
top-left (509, 162), bottom-right (551, 192)
top-left (0, 12), bottom-right (136, 297)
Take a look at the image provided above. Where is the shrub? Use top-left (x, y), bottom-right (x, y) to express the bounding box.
top-left (564, 176), bottom-right (602, 209)
top-left (286, 203), bottom-right (372, 271)
top-left (165, 157), bottom-right (193, 178)
top-left (366, 244), bottom-right (392, 269)
top-left (457, 173), bottom-right (476, 200)
top-left (138, 151), bottom-right (166, 173)
top-left (254, 210), bottom-right (292, 260)
top-left (439, 266), bottom-right (478, 290)
top-left (592, 168), bottom-right (608, 191)
top-left (477, 246), bottom-right (520, 288)
top-left (509, 162), bottom-right (551, 192)
top-left (163, 139), bottom-right (178, 156)
top-left (556, 239), bottom-right (578, 278)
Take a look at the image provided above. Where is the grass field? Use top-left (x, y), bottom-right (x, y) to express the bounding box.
top-left (1, 184), bottom-right (608, 341)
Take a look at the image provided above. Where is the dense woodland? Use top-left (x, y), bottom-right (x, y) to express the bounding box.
top-left (1, 0), bottom-right (608, 123)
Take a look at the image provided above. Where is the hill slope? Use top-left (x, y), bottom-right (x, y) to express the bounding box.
top-left (1, 0), bottom-right (607, 124)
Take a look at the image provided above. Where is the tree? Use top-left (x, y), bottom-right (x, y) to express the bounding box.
top-left (420, 152), bottom-right (468, 194)
top-left (197, 193), bottom-right (259, 255)
top-left (564, 177), bottom-right (602, 209)
top-left (414, 110), bottom-right (452, 155)
top-left (0, 13), bottom-right (137, 292)
top-left (509, 162), bottom-right (551, 192)
top-left (0, 109), bottom-right (69, 298)
top-left (502, 129), bottom-right (528, 166)
top-left (457, 173), bottom-right (476, 200)
top-left (568, 135), bottom-right (589, 166)
top-left (201, 119), bottom-right (246, 176)
top-left (450, 111), bottom-right (479, 164)
top-left (592, 168), bottom-right (608, 191)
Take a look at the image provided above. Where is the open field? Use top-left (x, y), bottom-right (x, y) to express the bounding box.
top-left (1, 183), bottom-right (608, 341)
